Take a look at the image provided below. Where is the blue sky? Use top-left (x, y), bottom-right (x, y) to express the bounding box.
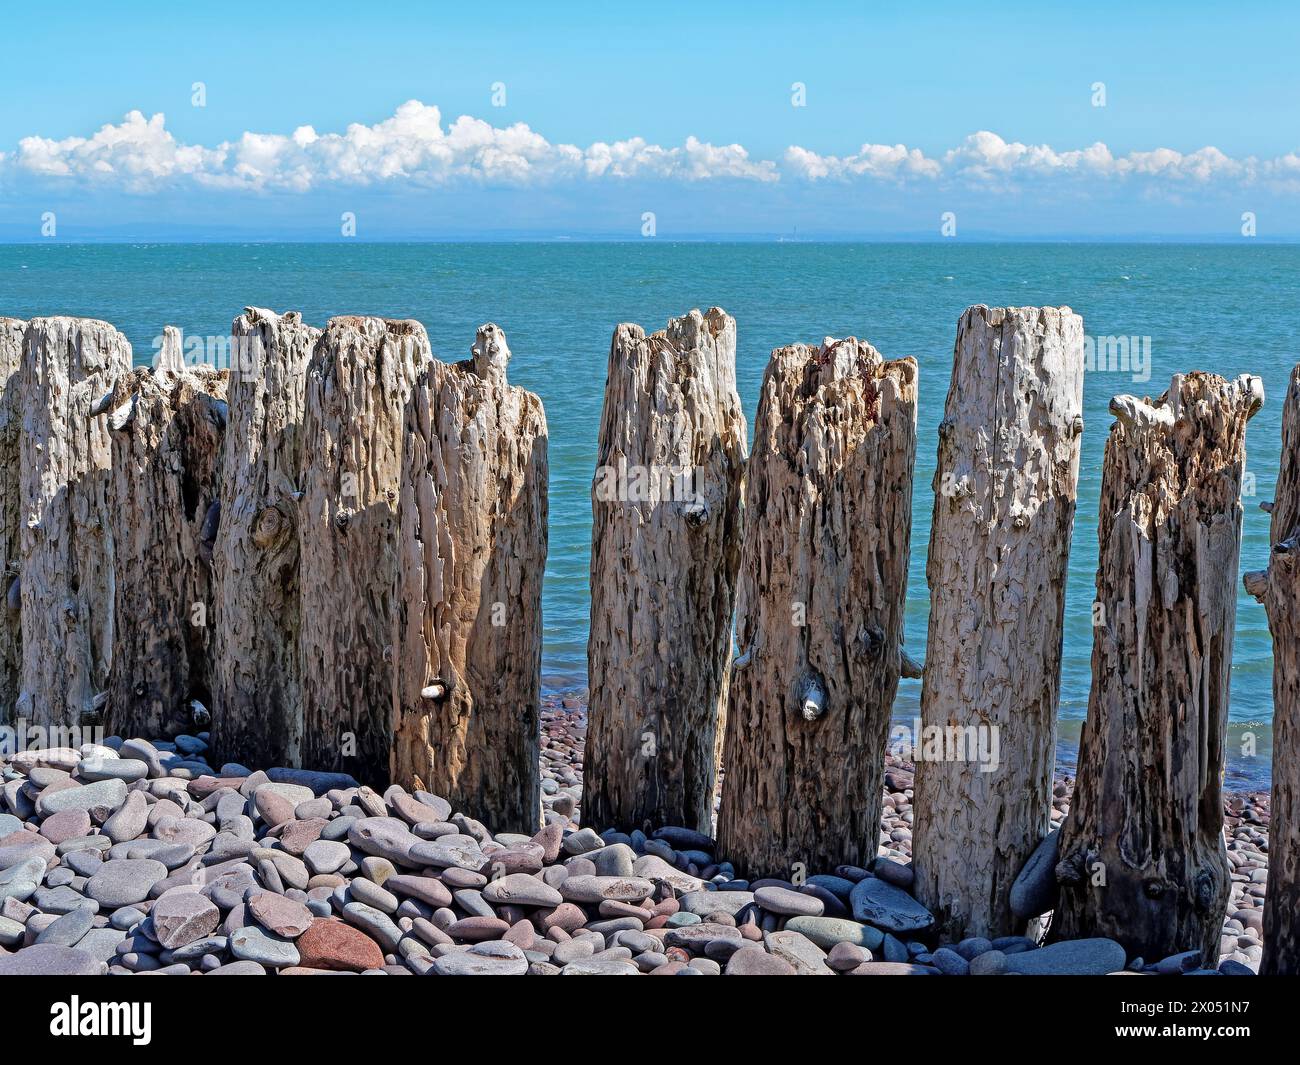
top-left (1, 1), bottom-right (1298, 239)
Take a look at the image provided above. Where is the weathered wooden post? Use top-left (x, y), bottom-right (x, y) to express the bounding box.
top-left (584, 308), bottom-right (747, 834)
top-left (17, 318), bottom-right (132, 727)
top-left (1052, 372), bottom-right (1263, 962)
top-left (103, 352), bottom-right (227, 740)
top-left (912, 305), bottom-right (1085, 941)
top-left (1244, 365), bottom-right (1300, 975)
top-left (300, 317), bottom-right (429, 784)
top-left (717, 337), bottom-right (917, 875)
top-left (391, 324), bottom-right (549, 832)
top-left (211, 308), bottom-right (316, 768)
top-left (0, 319), bottom-right (23, 724)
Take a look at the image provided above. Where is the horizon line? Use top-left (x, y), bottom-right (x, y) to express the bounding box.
top-left (2, 235), bottom-right (1297, 246)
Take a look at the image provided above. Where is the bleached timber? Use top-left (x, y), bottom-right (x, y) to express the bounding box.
top-left (17, 318), bottom-right (132, 727)
top-left (210, 309), bottom-right (317, 768)
top-left (391, 324), bottom-right (549, 831)
top-left (1245, 365), bottom-right (1300, 975)
top-left (912, 305), bottom-right (1085, 941)
top-left (716, 337), bottom-right (917, 875)
top-left (104, 358), bottom-right (227, 739)
top-left (1052, 372), bottom-right (1263, 962)
top-left (0, 319), bottom-right (24, 723)
top-left (299, 317), bottom-right (428, 785)
top-left (583, 309), bottom-right (747, 834)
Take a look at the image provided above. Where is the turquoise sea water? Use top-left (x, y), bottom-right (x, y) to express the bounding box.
top-left (1, 242), bottom-right (1289, 789)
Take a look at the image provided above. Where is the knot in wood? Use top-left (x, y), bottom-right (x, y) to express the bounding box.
top-left (859, 624), bottom-right (885, 655)
top-left (252, 504), bottom-right (286, 548)
top-left (1193, 870), bottom-right (1217, 912)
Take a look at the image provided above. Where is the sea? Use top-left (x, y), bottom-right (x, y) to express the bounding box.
top-left (2, 241), bottom-right (1289, 791)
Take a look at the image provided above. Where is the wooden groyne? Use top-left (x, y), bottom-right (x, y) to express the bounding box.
top-left (912, 305), bottom-right (1085, 942)
top-left (298, 316), bottom-right (427, 787)
top-left (0, 302), bottom-right (1294, 970)
top-left (1051, 372), bottom-right (1261, 961)
top-left (16, 319), bottom-right (131, 727)
top-left (0, 319), bottom-right (24, 724)
top-left (0, 310), bottom-right (548, 832)
top-left (714, 337), bottom-right (917, 876)
top-left (1245, 366), bottom-right (1300, 975)
top-left (584, 309), bottom-right (746, 835)
top-left (104, 360), bottom-right (226, 739)
top-left (393, 324), bottom-right (549, 834)
top-left (210, 308), bottom-right (316, 769)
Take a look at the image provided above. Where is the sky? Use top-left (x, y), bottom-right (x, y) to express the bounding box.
top-left (0, 0), bottom-right (1297, 240)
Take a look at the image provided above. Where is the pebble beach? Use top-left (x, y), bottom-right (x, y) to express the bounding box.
top-left (0, 692), bottom-right (1269, 976)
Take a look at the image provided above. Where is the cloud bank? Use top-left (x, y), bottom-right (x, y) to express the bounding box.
top-left (3, 100), bottom-right (1299, 194)
top-left (2, 101), bottom-right (777, 192)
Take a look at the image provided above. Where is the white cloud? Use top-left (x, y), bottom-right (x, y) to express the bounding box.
top-left (784, 142), bottom-right (940, 181)
top-left (3, 105), bottom-right (1296, 195)
top-left (5, 100), bottom-right (777, 191)
top-left (14, 111), bottom-right (226, 191)
top-left (942, 132), bottom-right (1251, 182)
top-left (790, 130), bottom-right (1283, 187)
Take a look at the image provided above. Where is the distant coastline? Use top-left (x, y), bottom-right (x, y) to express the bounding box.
top-left (5, 235), bottom-right (1300, 245)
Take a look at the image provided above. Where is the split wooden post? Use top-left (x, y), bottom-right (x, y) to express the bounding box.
top-left (0, 319), bottom-right (24, 724)
top-left (17, 318), bottom-right (132, 727)
top-left (299, 317), bottom-right (429, 785)
top-left (1244, 365), bottom-right (1300, 975)
top-left (1052, 372), bottom-right (1263, 962)
top-left (717, 338), bottom-right (917, 875)
top-left (391, 324), bottom-right (549, 832)
top-left (584, 309), bottom-right (747, 834)
top-left (912, 305), bottom-right (1085, 941)
top-left (103, 352), bottom-right (227, 740)
top-left (211, 309), bottom-right (317, 768)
